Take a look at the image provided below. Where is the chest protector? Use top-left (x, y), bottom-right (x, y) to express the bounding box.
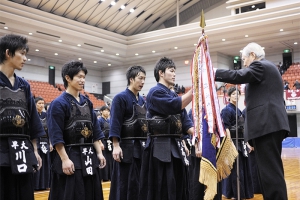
top-left (229, 116), bottom-right (244, 140)
top-left (102, 120), bottom-right (110, 138)
top-left (148, 114), bottom-right (182, 135)
top-left (121, 103), bottom-right (148, 138)
top-left (40, 116), bottom-right (48, 137)
top-left (0, 86), bottom-right (29, 135)
top-left (63, 100), bottom-right (93, 145)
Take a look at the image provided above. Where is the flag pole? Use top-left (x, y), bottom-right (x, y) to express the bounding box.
top-left (200, 9), bottom-right (206, 34)
top-left (235, 85), bottom-right (241, 200)
top-left (194, 10), bottom-right (238, 199)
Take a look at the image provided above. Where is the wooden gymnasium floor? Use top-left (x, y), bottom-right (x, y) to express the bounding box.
top-left (34, 148), bottom-right (300, 200)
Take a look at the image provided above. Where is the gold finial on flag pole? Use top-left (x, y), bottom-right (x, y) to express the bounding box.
top-left (200, 9), bottom-right (206, 34)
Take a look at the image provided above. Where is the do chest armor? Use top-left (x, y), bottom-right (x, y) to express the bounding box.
top-left (40, 117), bottom-right (48, 136)
top-left (0, 86), bottom-right (29, 135)
top-left (63, 100), bottom-right (93, 145)
top-left (121, 103), bottom-right (148, 138)
top-left (102, 120), bottom-right (110, 138)
top-left (148, 114), bottom-right (183, 135)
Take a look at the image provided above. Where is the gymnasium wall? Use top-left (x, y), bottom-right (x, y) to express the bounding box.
top-left (18, 50), bottom-right (300, 97)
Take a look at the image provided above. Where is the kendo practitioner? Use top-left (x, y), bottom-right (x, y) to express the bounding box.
top-left (47, 60), bottom-right (106, 200)
top-left (0, 34), bottom-right (43, 200)
top-left (139, 57), bottom-right (194, 200)
top-left (98, 105), bottom-right (112, 181)
top-left (215, 42), bottom-right (289, 200)
top-left (109, 65), bottom-right (147, 200)
top-left (220, 87), bottom-right (254, 199)
top-left (33, 96), bottom-right (52, 190)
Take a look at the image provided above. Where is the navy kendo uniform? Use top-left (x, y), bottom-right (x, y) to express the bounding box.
top-left (139, 83), bottom-right (193, 200)
top-left (33, 110), bottom-right (51, 190)
top-left (221, 102), bottom-right (254, 199)
top-left (47, 92), bottom-right (104, 200)
top-left (98, 116), bottom-right (112, 181)
top-left (0, 72), bottom-right (44, 200)
top-left (109, 88), bottom-right (148, 200)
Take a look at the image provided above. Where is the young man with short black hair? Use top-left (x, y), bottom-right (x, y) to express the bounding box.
top-left (109, 65), bottom-right (147, 200)
top-left (0, 34), bottom-right (44, 200)
top-left (47, 60), bottom-right (106, 200)
top-left (139, 57), bottom-right (194, 200)
top-left (98, 105), bottom-right (112, 181)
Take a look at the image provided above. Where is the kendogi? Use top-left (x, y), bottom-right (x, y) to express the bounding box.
top-left (109, 89), bottom-right (148, 200)
top-left (98, 106), bottom-right (113, 181)
top-left (48, 92), bottom-right (105, 200)
top-left (109, 66), bottom-right (148, 200)
top-left (0, 73), bottom-right (44, 200)
top-left (220, 87), bottom-right (254, 199)
top-left (47, 61), bottom-right (105, 200)
top-left (33, 96), bottom-right (51, 190)
top-left (139, 57), bottom-right (194, 200)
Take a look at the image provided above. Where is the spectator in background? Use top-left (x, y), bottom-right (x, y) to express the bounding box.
top-left (174, 83), bottom-right (179, 93)
top-left (284, 80), bottom-right (290, 90)
top-left (181, 85), bottom-right (186, 93)
top-left (293, 80), bottom-right (300, 89)
top-left (279, 62), bottom-right (285, 73)
top-left (277, 65), bottom-right (283, 75)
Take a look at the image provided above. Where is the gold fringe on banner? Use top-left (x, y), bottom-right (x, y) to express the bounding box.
top-left (216, 130), bottom-right (238, 182)
top-left (192, 10), bottom-right (238, 199)
top-left (192, 46), bottom-right (201, 139)
top-left (199, 157), bottom-right (217, 200)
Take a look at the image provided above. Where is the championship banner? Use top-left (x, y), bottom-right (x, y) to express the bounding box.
top-left (285, 90), bottom-right (300, 100)
top-left (191, 10), bottom-right (238, 200)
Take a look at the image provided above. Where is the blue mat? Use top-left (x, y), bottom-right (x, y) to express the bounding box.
top-left (282, 137), bottom-right (300, 148)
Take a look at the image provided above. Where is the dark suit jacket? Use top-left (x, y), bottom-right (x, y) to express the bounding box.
top-left (215, 59), bottom-right (290, 141)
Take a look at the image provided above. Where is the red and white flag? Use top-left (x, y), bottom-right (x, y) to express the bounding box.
top-left (191, 21), bottom-right (238, 199)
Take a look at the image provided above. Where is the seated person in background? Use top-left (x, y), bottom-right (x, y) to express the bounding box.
top-left (293, 80), bottom-right (300, 89)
